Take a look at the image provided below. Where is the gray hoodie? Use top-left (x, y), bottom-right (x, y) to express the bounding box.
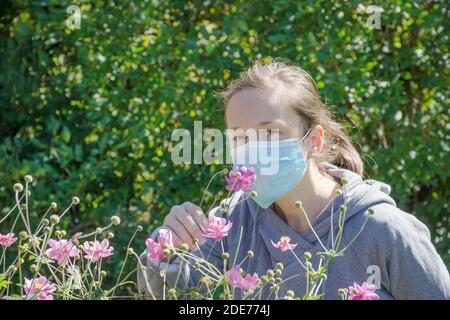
top-left (137, 164), bottom-right (450, 300)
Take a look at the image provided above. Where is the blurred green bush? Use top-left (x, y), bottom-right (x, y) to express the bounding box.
top-left (0, 0), bottom-right (448, 291)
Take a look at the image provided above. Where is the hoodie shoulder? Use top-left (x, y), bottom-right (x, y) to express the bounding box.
top-left (345, 203), bottom-right (450, 299)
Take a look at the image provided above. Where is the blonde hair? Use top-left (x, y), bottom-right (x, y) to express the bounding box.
top-left (217, 58), bottom-right (364, 176)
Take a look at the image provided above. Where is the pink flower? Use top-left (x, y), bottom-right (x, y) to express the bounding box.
top-left (145, 228), bottom-right (173, 262)
top-left (271, 236), bottom-right (297, 252)
top-left (225, 165), bottom-right (256, 192)
top-left (24, 276), bottom-right (57, 300)
top-left (82, 239), bottom-right (114, 262)
top-left (0, 233), bottom-right (18, 247)
top-left (201, 215), bottom-right (233, 241)
top-left (226, 266), bottom-right (259, 291)
top-left (46, 239), bottom-right (80, 265)
top-left (348, 282), bottom-right (380, 300)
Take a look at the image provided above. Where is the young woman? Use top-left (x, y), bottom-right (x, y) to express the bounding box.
top-left (138, 59), bottom-right (450, 300)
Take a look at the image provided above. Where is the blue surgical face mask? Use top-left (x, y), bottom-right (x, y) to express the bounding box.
top-left (230, 129), bottom-right (311, 209)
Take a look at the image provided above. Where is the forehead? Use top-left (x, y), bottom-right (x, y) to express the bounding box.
top-left (225, 87), bottom-right (299, 129)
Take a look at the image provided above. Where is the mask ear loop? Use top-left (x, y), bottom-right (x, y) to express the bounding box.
top-left (299, 127), bottom-right (313, 143)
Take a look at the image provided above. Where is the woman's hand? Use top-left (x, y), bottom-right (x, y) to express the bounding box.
top-left (162, 202), bottom-right (207, 251)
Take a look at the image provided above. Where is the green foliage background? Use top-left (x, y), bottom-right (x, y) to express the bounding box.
top-left (0, 0), bottom-right (448, 292)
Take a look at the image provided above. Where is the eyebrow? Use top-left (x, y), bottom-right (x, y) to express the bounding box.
top-left (231, 120), bottom-right (286, 130)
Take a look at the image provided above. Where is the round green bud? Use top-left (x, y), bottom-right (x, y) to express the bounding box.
top-left (222, 252), bottom-right (229, 260)
top-left (19, 231), bottom-right (29, 240)
top-left (24, 175), bottom-right (33, 183)
top-left (336, 189), bottom-right (343, 196)
top-left (250, 191), bottom-right (258, 198)
top-left (136, 225), bottom-right (143, 232)
top-left (163, 249), bottom-right (171, 256)
top-left (43, 226), bottom-right (52, 234)
top-left (107, 232), bottom-right (114, 239)
top-left (95, 227), bottom-right (103, 235)
top-left (341, 177), bottom-right (349, 185)
top-left (72, 197), bottom-right (80, 205)
top-left (180, 243), bottom-right (190, 251)
top-left (319, 273), bottom-right (327, 280)
top-left (305, 261), bottom-right (313, 269)
top-left (168, 288), bottom-right (177, 298)
top-left (368, 208), bottom-right (375, 215)
top-left (286, 290), bottom-right (295, 298)
top-left (13, 183), bottom-right (24, 193)
top-left (247, 250), bottom-right (254, 258)
top-left (303, 252), bottom-right (312, 260)
top-left (50, 214), bottom-right (60, 225)
top-left (51, 202), bottom-right (58, 209)
top-left (127, 248), bottom-right (135, 256)
top-left (339, 205), bottom-right (346, 213)
top-left (266, 269), bottom-right (274, 278)
top-left (295, 200), bottom-right (302, 208)
top-left (111, 215), bottom-right (121, 225)
top-left (275, 262), bottom-right (284, 271)
top-left (100, 271), bottom-right (107, 277)
top-left (42, 219), bottom-right (49, 226)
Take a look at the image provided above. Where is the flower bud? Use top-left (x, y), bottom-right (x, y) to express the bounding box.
top-left (275, 262), bottom-right (284, 271)
top-left (180, 243), bottom-right (189, 251)
top-left (136, 225), bottom-right (143, 232)
top-left (127, 248), bottom-right (135, 256)
top-left (250, 191), bottom-right (258, 198)
top-left (43, 226), bottom-right (52, 234)
top-left (304, 252), bottom-right (312, 260)
top-left (341, 177), bottom-right (349, 185)
top-left (305, 261), bottom-right (313, 269)
top-left (336, 189), bottom-right (343, 196)
top-left (339, 205), bottom-right (346, 213)
top-left (19, 231), bottom-right (29, 240)
top-left (338, 288), bottom-right (347, 297)
top-left (266, 270), bottom-right (274, 278)
top-left (163, 248), bottom-right (171, 256)
top-left (111, 216), bottom-right (121, 225)
top-left (222, 252), bottom-right (229, 260)
top-left (168, 288), bottom-right (177, 298)
top-left (247, 250), bottom-right (254, 258)
top-left (26, 190), bottom-right (31, 197)
top-left (51, 202), bottom-right (58, 210)
top-left (24, 175), bottom-right (33, 183)
top-left (50, 214), bottom-right (60, 225)
top-left (287, 290), bottom-right (295, 298)
top-left (42, 219), bottom-right (49, 226)
top-left (30, 264), bottom-right (38, 273)
top-left (368, 208), bottom-right (375, 215)
top-left (55, 230), bottom-right (61, 238)
top-left (275, 269), bottom-right (282, 277)
top-left (100, 271), bottom-right (107, 277)
top-left (319, 273), bottom-right (327, 280)
top-left (107, 232), bottom-right (114, 239)
top-left (295, 200), bottom-right (302, 208)
top-left (95, 228), bottom-right (102, 235)
top-left (60, 230), bottom-right (66, 238)
top-left (72, 197), bottom-right (80, 205)
top-left (13, 183), bottom-right (24, 193)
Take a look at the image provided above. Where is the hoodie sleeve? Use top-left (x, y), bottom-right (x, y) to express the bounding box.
top-left (137, 220), bottom-right (225, 299)
top-left (368, 206), bottom-right (450, 300)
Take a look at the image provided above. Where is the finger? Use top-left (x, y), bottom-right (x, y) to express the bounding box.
top-left (182, 203), bottom-right (207, 245)
top-left (166, 216), bottom-right (193, 248)
top-left (182, 203), bottom-right (207, 232)
top-left (163, 225), bottom-right (183, 247)
top-left (174, 213), bottom-right (204, 250)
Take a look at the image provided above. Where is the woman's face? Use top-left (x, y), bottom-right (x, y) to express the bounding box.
top-left (225, 87), bottom-right (304, 148)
